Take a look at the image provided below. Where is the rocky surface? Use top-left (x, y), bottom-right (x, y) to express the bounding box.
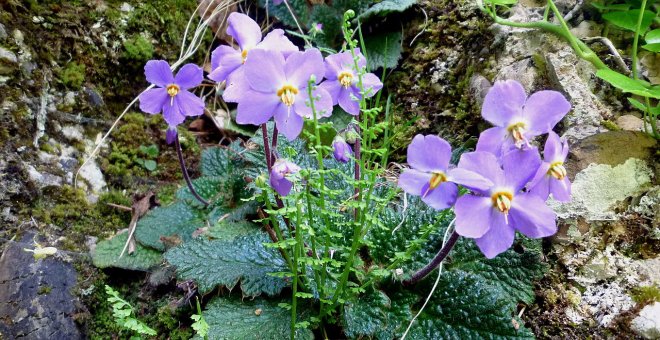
top-left (0, 232), bottom-right (81, 339)
top-left (632, 302), bottom-right (660, 339)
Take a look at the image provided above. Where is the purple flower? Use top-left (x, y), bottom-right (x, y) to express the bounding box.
top-left (398, 135), bottom-right (493, 210)
top-left (319, 49), bottom-right (383, 115)
top-left (234, 48), bottom-right (333, 141)
top-left (270, 159), bottom-right (301, 196)
top-left (138, 60), bottom-right (205, 129)
top-left (476, 80), bottom-right (571, 157)
top-left (208, 13), bottom-right (297, 102)
top-left (332, 136), bottom-right (352, 163)
top-left (528, 131), bottom-right (571, 202)
top-left (454, 149), bottom-right (557, 259)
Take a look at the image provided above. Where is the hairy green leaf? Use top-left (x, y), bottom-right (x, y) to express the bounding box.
top-left (93, 232), bottom-right (162, 271)
top-left (135, 201), bottom-right (206, 251)
top-left (203, 296), bottom-right (313, 340)
top-left (359, 0), bottom-right (416, 20)
top-left (165, 234), bottom-right (288, 296)
top-left (364, 31), bottom-right (403, 70)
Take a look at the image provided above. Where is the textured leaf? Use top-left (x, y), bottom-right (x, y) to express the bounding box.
top-left (164, 234), bottom-right (288, 296)
top-left (364, 31), bottom-right (403, 70)
top-left (207, 221), bottom-right (262, 241)
top-left (92, 232), bottom-right (162, 271)
top-left (597, 69), bottom-right (660, 99)
top-left (203, 296), bottom-right (313, 340)
top-left (405, 271), bottom-right (534, 339)
top-left (343, 290), bottom-right (415, 339)
top-left (602, 10), bottom-right (655, 32)
top-left (135, 201), bottom-right (206, 251)
top-left (359, 0), bottom-right (416, 20)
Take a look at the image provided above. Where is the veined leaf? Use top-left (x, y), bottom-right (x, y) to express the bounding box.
top-left (359, 0), bottom-right (417, 20)
top-left (597, 69), bottom-right (660, 99)
top-left (92, 232), bottom-right (162, 271)
top-left (203, 296), bottom-right (313, 340)
top-left (602, 10), bottom-right (655, 32)
top-left (364, 31), bottom-right (403, 71)
top-left (164, 234), bottom-right (288, 296)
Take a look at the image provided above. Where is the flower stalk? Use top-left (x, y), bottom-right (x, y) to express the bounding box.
top-left (403, 230), bottom-right (460, 286)
top-left (174, 135), bottom-right (209, 206)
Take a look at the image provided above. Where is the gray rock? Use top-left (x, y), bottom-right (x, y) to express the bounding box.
top-left (0, 47), bottom-right (18, 75)
top-left (0, 23), bottom-right (7, 41)
top-left (495, 58), bottom-right (537, 93)
top-left (84, 87), bottom-right (104, 107)
top-left (617, 115), bottom-right (644, 132)
top-left (468, 74), bottom-right (491, 107)
top-left (26, 164), bottom-right (63, 189)
top-left (0, 233), bottom-right (82, 339)
top-left (61, 125), bottom-right (84, 142)
top-left (631, 302), bottom-right (660, 339)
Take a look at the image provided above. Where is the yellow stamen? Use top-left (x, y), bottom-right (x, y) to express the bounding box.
top-left (167, 84), bottom-right (180, 106)
top-left (241, 49), bottom-right (249, 64)
top-left (506, 122), bottom-right (526, 143)
top-left (338, 71), bottom-right (354, 88)
top-left (422, 172), bottom-right (447, 197)
top-left (277, 84), bottom-right (299, 107)
top-left (492, 191), bottom-right (513, 223)
top-left (547, 161), bottom-right (567, 180)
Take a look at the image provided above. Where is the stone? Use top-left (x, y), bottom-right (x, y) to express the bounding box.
top-left (580, 282), bottom-right (634, 327)
top-left (566, 131), bottom-right (657, 175)
top-left (631, 302), bottom-right (660, 339)
top-left (26, 164), bottom-right (63, 189)
top-left (0, 23), bottom-right (7, 41)
top-left (550, 158), bottom-right (654, 220)
top-left (61, 125), bottom-right (84, 142)
top-left (640, 52), bottom-right (660, 85)
top-left (84, 87), bottom-right (105, 107)
top-left (0, 47), bottom-right (18, 75)
top-left (495, 58), bottom-right (538, 93)
top-left (467, 74), bottom-right (491, 107)
top-left (0, 233), bottom-right (82, 339)
top-left (616, 115), bottom-right (645, 132)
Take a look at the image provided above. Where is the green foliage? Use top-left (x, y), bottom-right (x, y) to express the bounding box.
top-left (164, 234), bottom-right (289, 296)
top-left (364, 31), bottom-right (403, 70)
top-left (92, 232), bottom-right (163, 271)
top-left (643, 29), bottom-right (660, 52)
top-left (602, 9), bottom-right (655, 33)
top-left (123, 35), bottom-right (154, 61)
top-left (596, 69), bottom-right (660, 99)
top-left (631, 284), bottom-right (660, 305)
top-left (358, 0), bottom-right (417, 20)
top-left (202, 297), bottom-right (314, 340)
top-left (191, 298), bottom-right (210, 338)
top-left (59, 62), bottom-right (86, 89)
top-left (105, 285), bottom-right (157, 336)
top-left (134, 201), bottom-right (207, 251)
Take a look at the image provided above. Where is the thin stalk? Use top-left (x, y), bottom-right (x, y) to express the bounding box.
top-left (262, 192), bottom-right (293, 269)
top-left (644, 97), bottom-right (659, 137)
top-left (631, 0), bottom-right (648, 79)
top-left (403, 230), bottom-right (460, 286)
top-left (262, 124), bottom-right (273, 172)
top-left (305, 182), bottom-right (326, 311)
top-left (271, 125), bottom-right (279, 165)
top-left (290, 203), bottom-right (304, 340)
top-left (175, 136), bottom-right (209, 206)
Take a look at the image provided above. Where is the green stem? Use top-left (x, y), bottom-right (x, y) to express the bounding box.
top-left (644, 97), bottom-right (659, 137)
top-left (290, 202), bottom-right (304, 340)
top-left (631, 0), bottom-right (648, 80)
top-left (262, 191), bottom-right (293, 270)
top-left (305, 181), bottom-right (326, 315)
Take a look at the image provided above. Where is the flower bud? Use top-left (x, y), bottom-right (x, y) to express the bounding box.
top-left (332, 136), bottom-right (353, 163)
top-left (270, 159), bottom-right (301, 196)
top-left (343, 130), bottom-right (360, 144)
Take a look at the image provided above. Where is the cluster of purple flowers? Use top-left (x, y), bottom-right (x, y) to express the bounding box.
top-left (398, 80), bottom-right (572, 258)
top-left (138, 13), bottom-right (382, 197)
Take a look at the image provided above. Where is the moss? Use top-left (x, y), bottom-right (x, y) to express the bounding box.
top-left (29, 186), bottom-right (132, 251)
top-left (601, 120), bottom-right (620, 131)
top-left (123, 35), bottom-right (154, 61)
top-left (38, 285), bottom-right (52, 295)
top-left (59, 62), bottom-right (86, 89)
top-left (631, 284), bottom-right (660, 306)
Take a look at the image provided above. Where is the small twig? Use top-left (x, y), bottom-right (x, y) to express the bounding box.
top-left (261, 124), bottom-right (273, 172)
top-left (562, 0), bottom-right (584, 22)
top-left (175, 135), bottom-right (209, 206)
top-left (403, 230), bottom-right (460, 286)
top-left (106, 203), bottom-right (132, 212)
top-left (582, 36), bottom-right (630, 75)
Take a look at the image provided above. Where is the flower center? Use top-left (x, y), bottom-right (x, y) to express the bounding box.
top-left (506, 122), bottom-right (527, 144)
top-left (167, 84), bottom-right (180, 97)
top-left (547, 161), bottom-right (567, 180)
top-left (491, 191), bottom-right (513, 223)
top-left (422, 172), bottom-right (447, 197)
top-left (338, 71), bottom-right (354, 88)
top-left (241, 49), bottom-right (249, 64)
top-left (277, 84), bottom-right (299, 107)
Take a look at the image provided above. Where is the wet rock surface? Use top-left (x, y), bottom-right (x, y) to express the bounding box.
top-left (0, 233), bottom-right (81, 339)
